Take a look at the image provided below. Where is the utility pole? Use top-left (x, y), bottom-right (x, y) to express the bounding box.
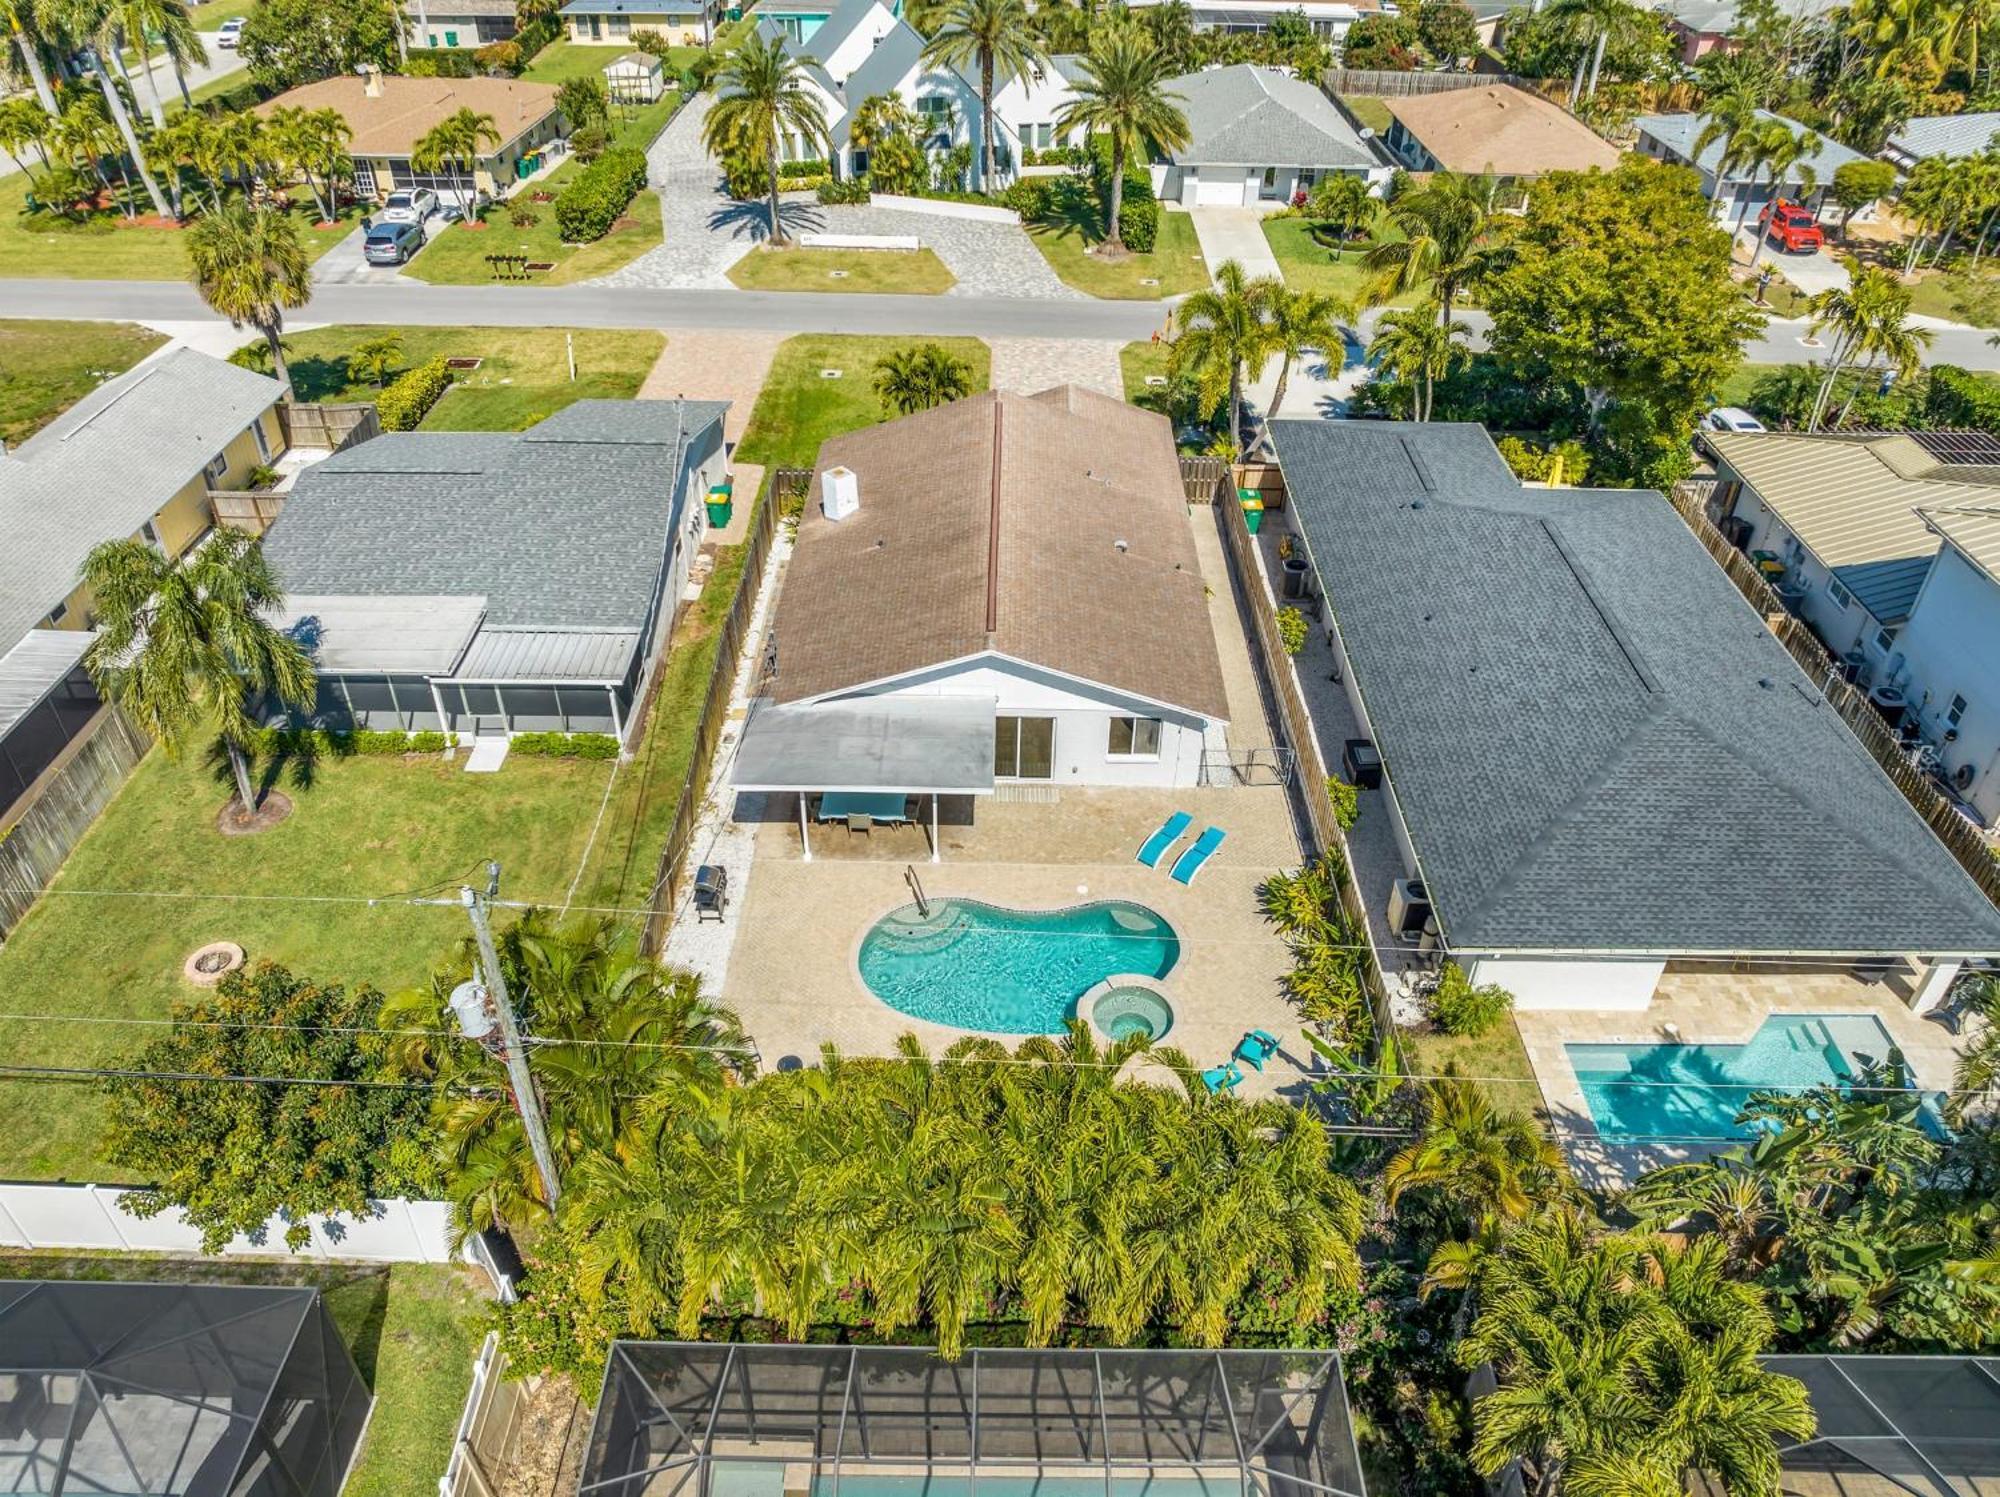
top-left (457, 863), bottom-right (563, 1208)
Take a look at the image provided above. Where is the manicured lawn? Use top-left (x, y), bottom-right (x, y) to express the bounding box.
top-left (1262, 216), bottom-right (1423, 305)
top-left (1712, 361), bottom-right (1784, 409)
top-left (1401, 1017), bottom-right (1543, 1118)
top-left (1338, 95), bottom-right (1394, 133)
top-left (1897, 263), bottom-right (2000, 325)
top-left (404, 184), bottom-right (664, 285)
top-left (0, 1255), bottom-right (488, 1497)
top-left (0, 746), bottom-right (618, 1180)
top-left (726, 244), bottom-right (956, 293)
top-left (188, 0), bottom-right (258, 28)
top-left (522, 37), bottom-right (702, 85)
top-left (1119, 339), bottom-right (1173, 408)
top-left (568, 332), bottom-right (995, 909)
top-left (0, 173), bottom-right (361, 279)
top-left (1028, 206), bottom-right (1208, 300)
top-left (276, 325), bottom-right (665, 430)
top-left (0, 319), bottom-right (165, 447)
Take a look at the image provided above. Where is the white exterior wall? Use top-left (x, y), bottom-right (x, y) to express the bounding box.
top-left (1725, 484), bottom-right (1885, 658)
top-left (1466, 956), bottom-right (1668, 1011)
top-left (990, 66), bottom-right (1083, 162)
top-left (829, 656), bottom-right (1214, 788)
top-left (1894, 542), bottom-right (2000, 821)
top-left (811, 0), bottom-right (899, 82)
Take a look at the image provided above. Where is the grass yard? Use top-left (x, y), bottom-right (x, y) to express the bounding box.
top-left (1262, 216), bottom-right (1422, 305)
top-left (732, 332), bottom-right (993, 473)
top-left (275, 325), bottom-right (664, 430)
top-left (1712, 361), bottom-right (1784, 410)
top-left (1028, 207), bottom-right (1208, 300)
top-left (1119, 340), bottom-right (1173, 409)
top-left (522, 37), bottom-right (703, 85)
top-left (0, 746), bottom-right (619, 1180)
top-left (0, 1255), bottom-right (487, 1497)
top-left (188, 0), bottom-right (258, 27)
top-left (0, 173), bottom-right (361, 279)
top-left (1337, 95), bottom-right (1394, 134)
top-left (726, 244), bottom-right (956, 293)
top-left (1401, 1018), bottom-right (1543, 1118)
top-left (0, 319), bottom-right (165, 447)
top-left (404, 186), bottom-right (664, 285)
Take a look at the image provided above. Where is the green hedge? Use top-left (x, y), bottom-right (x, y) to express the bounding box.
top-left (252, 729), bottom-right (455, 757)
top-left (510, 732), bottom-right (620, 759)
top-left (404, 49), bottom-right (477, 76)
top-left (1926, 365), bottom-right (2000, 431)
top-left (816, 178), bottom-right (870, 204)
top-left (553, 147), bottom-right (649, 242)
top-left (376, 357), bottom-right (453, 431)
top-left (778, 157), bottom-right (830, 179)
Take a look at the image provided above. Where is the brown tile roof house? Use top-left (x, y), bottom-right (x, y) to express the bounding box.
top-left (770, 386), bottom-right (1231, 723)
top-left (255, 74), bottom-right (559, 158)
top-left (1381, 85), bottom-right (1621, 177)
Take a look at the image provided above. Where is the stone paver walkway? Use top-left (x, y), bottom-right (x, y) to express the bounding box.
top-left (637, 329), bottom-right (783, 445)
top-left (1188, 205), bottom-right (1284, 283)
top-left (989, 338), bottom-right (1125, 395)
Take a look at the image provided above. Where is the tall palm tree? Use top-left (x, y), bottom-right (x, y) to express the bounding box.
top-left (1361, 170), bottom-right (1500, 323)
top-left (80, 529), bottom-right (315, 823)
top-left (412, 106), bottom-right (498, 221)
top-left (50, 0), bottom-right (172, 217)
top-left (3, 0), bottom-right (58, 114)
top-left (1173, 259), bottom-right (1279, 458)
top-left (268, 105), bottom-right (352, 223)
top-left (1265, 287), bottom-right (1349, 420)
top-left (923, 0), bottom-right (1046, 191)
top-left (1383, 1074), bottom-right (1570, 1238)
top-left (153, 0), bottom-right (205, 108)
top-left (112, 0), bottom-right (176, 126)
top-left (1054, 20), bottom-right (1188, 254)
top-left (1308, 171), bottom-right (1375, 260)
top-left (1544, 0), bottom-right (1650, 100)
top-left (872, 342), bottom-right (973, 415)
top-left (1805, 259), bottom-right (1931, 430)
top-left (1367, 300), bottom-right (1472, 421)
top-left (702, 29), bottom-right (829, 248)
top-left (0, 95), bottom-right (54, 186)
top-left (186, 200), bottom-right (313, 393)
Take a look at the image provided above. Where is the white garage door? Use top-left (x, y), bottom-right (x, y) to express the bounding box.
top-left (1194, 168), bottom-right (1249, 206)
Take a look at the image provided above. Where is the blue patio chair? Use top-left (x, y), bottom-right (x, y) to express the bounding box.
top-left (1136, 810), bottom-right (1193, 868)
top-left (1169, 826), bottom-right (1226, 885)
top-left (1201, 1061), bottom-right (1243, 1095)
top-left (1234, 1029), bottom-right (1281, 1071)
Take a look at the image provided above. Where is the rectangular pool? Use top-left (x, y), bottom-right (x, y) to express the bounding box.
top-left (1566, 1013), bottom-right (1928, 1142)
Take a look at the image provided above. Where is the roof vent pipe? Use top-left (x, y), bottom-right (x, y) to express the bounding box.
top-left (821, 465), bottom-right (859, 522)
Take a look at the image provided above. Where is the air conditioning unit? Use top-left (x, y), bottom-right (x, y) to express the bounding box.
top-left (1388, 878), bottom-right (1431, 941)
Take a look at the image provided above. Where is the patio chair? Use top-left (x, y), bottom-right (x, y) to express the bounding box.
top-left (846, 813), bottom-right (872, 840)
top-left (1169, 826), bottom-right (1226, 885)
top-left (1201, 1061), bottom-right (1243, 1095)
top-left (1136, 810), bottom-right (1193, 868)
top-left (1233, 1029), bottom-right (1281, 1072)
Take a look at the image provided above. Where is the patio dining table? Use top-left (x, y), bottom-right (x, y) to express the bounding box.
top-left (816, 791), bottom-right (912, 823)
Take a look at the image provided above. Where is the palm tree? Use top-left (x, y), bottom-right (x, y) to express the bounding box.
top-left (186, 200), bottom-right (313, 394)
top-left (1361, 170), bottom-right (1500, 323)
top-left (153, 0), bottom-right (205, 108)
top-left (1308, 172), bottom-right (1375, 260)
top-left (1804, 259), bottom-right (1932, 430)
top-left (1264, 286), bottom-right (1348, 420)
top-left (50, 0), bottom-right (172, 218)
top-left (3, 0), bottom-right (59, 115)
top-left (351, 331), bottom-right (404, 387)
top-left (113, 0), bottom-right (178, 126)
top-left (1619, 1318), bottom-right (1815, 1494)
top-left (1383, 1074), bottom-right (1570, 1239)
top-left (873, 342), bottom-right (973, 415)
top-left (413, 107), bottom-right (499, 221)
top-left (268, 105), bottom-right (353, 223)
top-left (79, 530), bottom-right (316, 824)
top-left (703, 29), bottom-right (829, 248)
top-left (1054, 20), bottom-right (1189, 254)
top-left (1544, 0), bottom-right (1650, 100)
top-left (1367, 301), bottom-right (1472, 421)
top-left (1173, 259), bottom-right (1279, 458)
top-left (923, 0), bottom-right (1046, 191)
top-left (0, 95), bottom-right (53, 187)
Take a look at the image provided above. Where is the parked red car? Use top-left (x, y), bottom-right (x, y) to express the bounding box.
top-left (1757, 198), bottom-right (1825, 253)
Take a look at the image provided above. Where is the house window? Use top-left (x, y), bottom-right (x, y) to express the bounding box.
top-left (608, 15), bottom-right (628, 35)
top-left (140, 520), bottom-right (161, 548)
top-left (1827, 577), bottom-right (1854, 611)
top-left (994, 715), bottom-right (1054, 778)
top-left (205, 451), bottom-right (228, 485)
top-left (1873, 626), bottom-right (1898, 654)
top-left (46, 601), bottom-right (66, 626)
top-left (250, 417), bottom-right (271, 463)
top-left (1107, 716), bottom-right (1162, 758)
top-left (1948, 693), bottom-right (1969, 728)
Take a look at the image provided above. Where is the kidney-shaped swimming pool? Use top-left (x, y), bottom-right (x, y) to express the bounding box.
top-left (857, 897), bottom-right (1181, 1034)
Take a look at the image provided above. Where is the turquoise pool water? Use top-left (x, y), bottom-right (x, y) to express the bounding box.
top-left (1568, 1013), bottom-right (1936, 1141)
top-left (857, 898), bottom-right (1180, 1034)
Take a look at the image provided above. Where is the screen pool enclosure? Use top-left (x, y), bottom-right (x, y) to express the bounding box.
top-left (581, 1345), bottom-right (1367, 1497)
top-left (1745, 1355), bottom-right (2000, 1497)
top-left (0, 1280), bottom-right (370, 1497)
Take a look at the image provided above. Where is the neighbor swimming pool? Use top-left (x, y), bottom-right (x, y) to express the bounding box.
top-left (1567, 1013), bottom-right (1941, 1141)
top-left (857, 898), bottom-right (1180, 1034)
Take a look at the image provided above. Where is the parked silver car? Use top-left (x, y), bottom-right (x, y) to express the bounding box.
top-left (380, 189), bottom-right (438, 225)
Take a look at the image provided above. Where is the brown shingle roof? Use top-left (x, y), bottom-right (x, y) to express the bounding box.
top-left (1381, 85), bottom-right (1620, 176)
top-left (770, 386), bottom-right (1231, 722)
top-left (255, 75), bottom-right (559, 159)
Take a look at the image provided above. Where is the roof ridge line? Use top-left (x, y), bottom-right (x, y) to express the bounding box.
top-left (985, 395), bottom-right (1003, 641)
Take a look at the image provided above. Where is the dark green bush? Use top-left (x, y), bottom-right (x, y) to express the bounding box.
top-left (251, 728), bottom-right (455, 757)
top-left (816, 177), bottom-right (871, 204)
top-left (510, 731), bottom-right (621, 758)
top-left (1926, 365), bottom-right (2000, 431)
top-left (376, 356), bottom-right (452, 431)
top-left (404, 48), bottom-right (476, 76)
top-left (1425, 961), bottom-right (1513, 1037)
top-left (553, 147), bottom-right (648, 241)
top-left (778, 157), bottom-right (830, 179)
top-left (1001, 176), bottom-right (1052, 220)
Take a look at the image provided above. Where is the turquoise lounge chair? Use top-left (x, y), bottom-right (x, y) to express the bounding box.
top-left (1169, 826), bottom-right (1225, 885)
top-left (1201, 1061), bottom-right (1243, 1095)
top-left (1136, 810), bottom-right (1193, 868)
top-left (1234, 1030), bottom-right (1281, 1071)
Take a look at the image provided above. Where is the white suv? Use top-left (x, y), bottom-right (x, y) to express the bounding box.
top-left (380, 189), bottom-right (438, 225)
top-left (215, 16), bottom-right (244, 46)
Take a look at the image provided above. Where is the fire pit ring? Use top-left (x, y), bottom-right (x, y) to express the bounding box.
top-left (183, 941), bottom-right (245, 987)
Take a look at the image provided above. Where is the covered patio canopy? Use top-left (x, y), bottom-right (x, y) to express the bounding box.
top-left (733, 697), bottom-right (996, 863)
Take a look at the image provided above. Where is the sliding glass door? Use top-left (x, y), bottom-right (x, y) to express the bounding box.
top-left (994, 716), bottom-right (1055, 779)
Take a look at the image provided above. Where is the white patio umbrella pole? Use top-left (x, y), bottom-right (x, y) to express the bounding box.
top-left (799, 792), bottom-right (812, 862)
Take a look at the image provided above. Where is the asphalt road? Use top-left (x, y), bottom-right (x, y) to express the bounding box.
top-left (2, 278), bottom-right (1996, 370)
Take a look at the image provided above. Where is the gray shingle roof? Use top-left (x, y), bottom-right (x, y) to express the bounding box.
top-left (263, 399), bottom-right (726, 633)
top-left (1887, 112), bottom-right (2000, 163)
top-left (1635, 109), bottom-right (1866, 180)
top-left (1167, 65), bottom-right (1378, 169)
top-left (0, 348), bottom-right (283, 647)
top-left (1272, 419), bottom-right (2000, 957)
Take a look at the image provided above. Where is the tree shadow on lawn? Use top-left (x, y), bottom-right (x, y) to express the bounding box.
top-left (282, 353), bottom-right (360, 403)
top-left (1029, 178), bottom-right (1108, 244)
top-left (203, 730), bottom-right (352, 805)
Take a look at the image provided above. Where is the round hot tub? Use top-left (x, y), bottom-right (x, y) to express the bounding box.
top-left (1080, 977), bottom-right (1176, 1044)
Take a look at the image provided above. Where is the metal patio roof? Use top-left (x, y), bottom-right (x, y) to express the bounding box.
top-left (733, 697), bottom-right (998, 794)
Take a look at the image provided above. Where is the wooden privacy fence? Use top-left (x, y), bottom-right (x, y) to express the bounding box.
top-left (210, 489), bottom-right (286, 534)
top-left (1210, 466), bottom-right (1398, 1053)
top-left (278, 401), bottom-right (380, 453)
top-left (639, 471), bottom-right (799, 954)
top-left (1325, 67), bottom-right (1532, 96)
top-left (0, 706), bottom-right (148, 941)
top-left (1668, 481), bottom-right (2000, 907)
top-left (1180, 455), bottom-right (1226, 502)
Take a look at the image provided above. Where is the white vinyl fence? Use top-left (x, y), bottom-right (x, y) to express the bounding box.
top-left (0, 1181), bottom-right (465, 1263)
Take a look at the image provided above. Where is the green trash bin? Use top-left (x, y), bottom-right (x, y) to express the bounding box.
top-left (706, 482), bottom-right (734, 529)
top-left (1240, 495), bottom-right (1264, 535)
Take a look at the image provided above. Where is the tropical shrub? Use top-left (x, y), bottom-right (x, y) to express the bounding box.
top-left (509, 731), bottom-right (620, 758)
top-left (554, 147), bottom-right (648, 241)
top-left (405, 48), bottom-right (478, 76)
top-left (1001, 176), bottom-right (1053, 220)
top-left (376, 356), bottom-right (453, 430)
top-left (475, 40), bottom-right (522, 74)
top-left (570, 123), bottom-right (608, 162)
top-left (816, 177), bottom-right (871, 204)
top-left (777, 157), bottom-right (830, 178)
top-left (1326, 774), bottom-right (1359, 830)
top-left (1926, 364), bottom-right (2000, 431)
top-left (1088, 143), bottom-right (1158, 252)
top-left (510, 202), bottom-right (540, 228)
top-left (252, 727), bottom-right (453, 756)
top-left (1276, 605), bottom-right (1308, 655)
top-left (1424, 961), bottom-right (1513, 1037)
